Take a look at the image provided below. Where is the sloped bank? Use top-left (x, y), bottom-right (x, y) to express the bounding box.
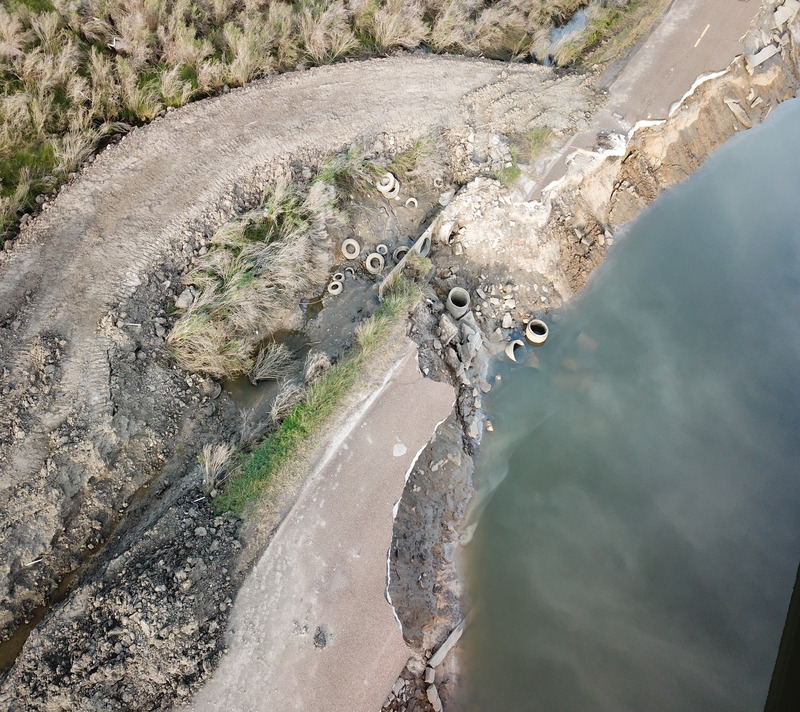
top-left (382, 2), bottom-right (800, 709)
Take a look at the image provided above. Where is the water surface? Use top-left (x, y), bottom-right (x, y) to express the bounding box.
top-left (461, 98), bottom-right (800, 711)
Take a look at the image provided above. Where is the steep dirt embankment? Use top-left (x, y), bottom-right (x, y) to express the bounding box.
top-left (0, 55), bottom-right (596, 710)
top-left (546, 0), bottom-right (800, 276)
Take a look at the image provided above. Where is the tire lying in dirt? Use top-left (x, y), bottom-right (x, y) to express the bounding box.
top-left (393, 246), bottom-right (410, 263)
top-left (341, 239), bottom-right (361, 260)
top-left (365, 253), bottom-right (385, 275)
top-left (525, 319), bottom-right (549, 346)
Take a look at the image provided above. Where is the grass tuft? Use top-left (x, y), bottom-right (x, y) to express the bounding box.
top-left (166, 180), bottom-right (337, 379)
top-left (387, 137), bottom-right (434, 183)
top-left (524, 127), bottom-right (554, 160)
top-left (249, 341), bottom-right (295, 384)
top-left (495, 162), bottom-right (521, 187)
top-left (315, 144), bottom-right (381, 199)
top-left (199, 442), bottom-right (234, 494)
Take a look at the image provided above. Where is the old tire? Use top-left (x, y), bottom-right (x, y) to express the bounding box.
top-left (525, 319), bottom-right (548, 346)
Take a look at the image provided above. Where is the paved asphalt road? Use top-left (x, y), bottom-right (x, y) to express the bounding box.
top-left (186, 340), bottom-right (455, 712)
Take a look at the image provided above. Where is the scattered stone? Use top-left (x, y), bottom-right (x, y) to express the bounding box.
top-left (438, 314), bottom-right (460, 347)
top-left (502, 313), bottom-right (514, 329)
top-left (438, 189), bottom-right (456, 206)
top-left (425, 666), bottom-right (435, 684)
top-left (724, 98), bottom-right (753, 128)
top-left (313, 626), bottom-right (327, 648)
top-left (426, 684), bottom-right (443, 712)
top-left (175, 288), bottom-right (194, 309)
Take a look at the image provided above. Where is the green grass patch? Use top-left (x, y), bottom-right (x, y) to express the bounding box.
top-left (388, 137), bottom-right (434, 181)
top-left (213, 276), bottom-right (421, 516)
top-left (0, 143), bottom-right (56, 198)
top-left (11, 0), bottom-right (56, 12)
top-left (556, 0), bottom-right (670, 67)
top-left (525, 127), bottom-right (554, 159)
top-left (315, 145), bottom-right (381, 198)
top-left (495, 162), bottom-right (521, 187)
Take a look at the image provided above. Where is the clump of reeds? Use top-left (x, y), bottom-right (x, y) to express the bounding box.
top-left (249, 342), bottom-right (295, 384)
top-left (199, 442), bottom-right (234, 494)
top-left (387, 137), bottom-right (435, 184)
top-left (315, 145), bottom-right (382, 199)
top-left (269, 379), bottom-right (306, 423)
top-left (303, 350), bottom-right (332, 385)
top-left (166, 181), bottom-right (337, 378)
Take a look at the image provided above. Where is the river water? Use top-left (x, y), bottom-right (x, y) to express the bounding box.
top-left (460, 98), bottom-right (800, 711)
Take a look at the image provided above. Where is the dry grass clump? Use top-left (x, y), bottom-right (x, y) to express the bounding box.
top-left (1, 0), bottom-right (646, 244)
top-left (315, 145), bottom-right (382, 199)
top-left (167, 181), bottom-right (337, 378)
top-left (303, 350), bottom-right (332, 385)
top-left (269, 379), bottom-right (306, 423)
top-left (199, 441), bottom-right (234, 494)
top-left (387, 137), bottom-right (435, 183)
top-left (249, 341), bottom-right (295, 384)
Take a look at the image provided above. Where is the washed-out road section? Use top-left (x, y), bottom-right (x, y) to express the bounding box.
top-left (187, 340), bottom-right (454, 712)
top-left (528, 0), bottom-right (760, 197)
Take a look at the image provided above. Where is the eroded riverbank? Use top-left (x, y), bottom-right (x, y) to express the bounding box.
top-left (0, 0), bottom-right (798, 709)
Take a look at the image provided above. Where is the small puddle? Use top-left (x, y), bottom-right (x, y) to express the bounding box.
top-left (538, 6), bottom-right (591, 65)
top-left (224, 329), bottom-right (312, 411)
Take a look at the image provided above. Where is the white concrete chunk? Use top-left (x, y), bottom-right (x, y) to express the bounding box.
top-left (745, 44), bottom-right (780, 69)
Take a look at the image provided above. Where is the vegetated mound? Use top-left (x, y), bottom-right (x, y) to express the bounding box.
top-left (0, 0), bottom-right (655, 244)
